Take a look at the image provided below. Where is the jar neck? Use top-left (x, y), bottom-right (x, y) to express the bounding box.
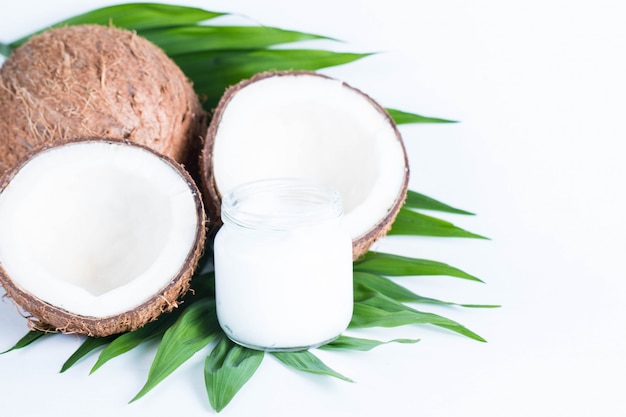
top-left (220, 178), bottom-right (343, 231)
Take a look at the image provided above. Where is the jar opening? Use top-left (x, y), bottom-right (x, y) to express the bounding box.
top-left (221, 178), bottom-right (343, 230)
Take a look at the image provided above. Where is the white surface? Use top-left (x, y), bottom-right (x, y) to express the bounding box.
top-left (1, 1), bottom-right (625, 416)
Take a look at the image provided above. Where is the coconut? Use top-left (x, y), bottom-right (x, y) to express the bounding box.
top-left (0, 24), bottom-right (206, 177)
top-left (0, 138), bottom-right (206, 337)
top-left (201, 71), bottom-right (409, 260)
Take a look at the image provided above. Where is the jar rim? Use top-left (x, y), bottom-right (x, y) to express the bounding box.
top-left (221, 178), bottom-right (343, 230)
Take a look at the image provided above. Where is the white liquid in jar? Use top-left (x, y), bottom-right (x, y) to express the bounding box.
top-left (213, 179), bottom-right (353, 351)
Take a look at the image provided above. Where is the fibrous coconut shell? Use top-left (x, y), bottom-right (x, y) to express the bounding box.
top-left (0, 24), bottom-right (206, 177)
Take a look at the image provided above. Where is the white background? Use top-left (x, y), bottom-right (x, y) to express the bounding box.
top-left (1, 1), bottom-right (625, 416)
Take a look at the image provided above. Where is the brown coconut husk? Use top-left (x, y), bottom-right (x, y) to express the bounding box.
top-left (0, 24), bottom-right (206, 178)
top-left (200, 70), bottom-right (409, 260)
top-left (0, 138), bottom-right (207, 337)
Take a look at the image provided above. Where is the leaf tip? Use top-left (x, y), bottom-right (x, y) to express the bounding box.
top-left (461, 304), bottom-right (501, 309)
top-left (467, 232), bottom-right (490, 240)
top-left (129, 383), bottom-right (154, 404)
top-left (128, 391), bottom-right (144, 404)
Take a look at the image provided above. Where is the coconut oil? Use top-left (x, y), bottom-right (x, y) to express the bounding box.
top-left (213, 178), bottom-right (353, 351)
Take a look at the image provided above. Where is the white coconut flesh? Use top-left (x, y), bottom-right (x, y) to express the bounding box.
top-left (212, 74), bottom-right (408, 240)
top-left (0, 141), bottom-right (200, 318)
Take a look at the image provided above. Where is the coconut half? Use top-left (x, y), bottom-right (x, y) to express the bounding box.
top-left (0, 139), bottom-right (206, 336)
top-left (0, 24), bottom-right (206, 177)
top-left (202, 71), bottom-right (409, 260)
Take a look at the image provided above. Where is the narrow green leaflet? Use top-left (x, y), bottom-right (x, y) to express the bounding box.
top-left (353, 271), bottom-right (495, 309)
top-left (389, 207), bottom-right (487, 239)
top-left (90, 314), bottom-right (176, 374)
top-left (172, 49), bottom-right (370, 110)
top-left (354, 251), bottom-right (481, 282)
top-left (58, 3), bottom-right (222, 30)
top-left (387, 108), bottom-right (457, 124)
top-left (204, 337), bottom-right (264, 412)
top-left (272, 350), bottom-right (353, 383)
top-left (354, 271), bottom-right (442, 303)
top-left (404, 190), bottom-right (474, 215)
top-left (1, 330), bottom-right (51, 353)
top-left (131, 299), bottom-right (221, 402)
top-left (140, 25), bottom-right (330, 56)
top-left (319, 335), bottom-right (419, 352)
top-left (350, 293), bottom-right (486, 342)
top-left (9, 3), bottom-right (223, 48)
top-left (0, 42), bottom-right (10, 58)
top-left (60, 335), bottom-right (118, 373)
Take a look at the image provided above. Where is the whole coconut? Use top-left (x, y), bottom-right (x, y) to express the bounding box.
top-left (0, 24), bottom-right (206, 176)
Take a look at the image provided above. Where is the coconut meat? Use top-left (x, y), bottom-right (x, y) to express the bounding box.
top-left (0, 141), bottom-right (199, 318)
top-left (212, 74), bottom-right (407, 239)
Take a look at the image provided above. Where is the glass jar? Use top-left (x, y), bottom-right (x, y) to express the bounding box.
top-left (213, 178), bottom-right (353, 351)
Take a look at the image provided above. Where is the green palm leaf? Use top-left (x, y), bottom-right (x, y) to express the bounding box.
top-left (9, 2), bottom-right (223, 49)
top-left (59, 3), bottom-right (222, 30)
top-left (1, 330), bottom-right (51, 353)
top-left (354, 251), bottom-right (482, 281)
top-left (319, 335), bottom-right (420, 352)
top-left (354, 271), bottom-right (499, 308)
top-left (0, 43), bottom-right (10, 57)
top-left (387, 108), bottom-right (457, 124)
top-left (140, 25), bottom-right (330, 56)
top-left (90, 315), bottom-right (176, 374)
top-left (173, 49), bottom-right (370, 110)
top-left (272, 350), bottom-right (353, 382)
top-left (350, 293), bottom-right (486, 342)
top-left (61, 335), bottom-right (117, 373)
top-left (390, 207), bottom-right (487, 239)
top-left (404, 190), bottom-right (474, 215)
top-left (204, 337), bottom-right (264, 412)
top-left (131, 299), bottom-right (221, 403)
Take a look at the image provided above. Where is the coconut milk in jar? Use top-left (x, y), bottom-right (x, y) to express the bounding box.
top-left (213, 178), bottom-right (353, 351)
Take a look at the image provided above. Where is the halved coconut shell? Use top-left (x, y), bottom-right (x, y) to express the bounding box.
top-left (201, 71), bottom-right (409, 259)
top-left (0, 24), bottom-right (206, 177)
top-left (0, 138), bottom-right (206, 337)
